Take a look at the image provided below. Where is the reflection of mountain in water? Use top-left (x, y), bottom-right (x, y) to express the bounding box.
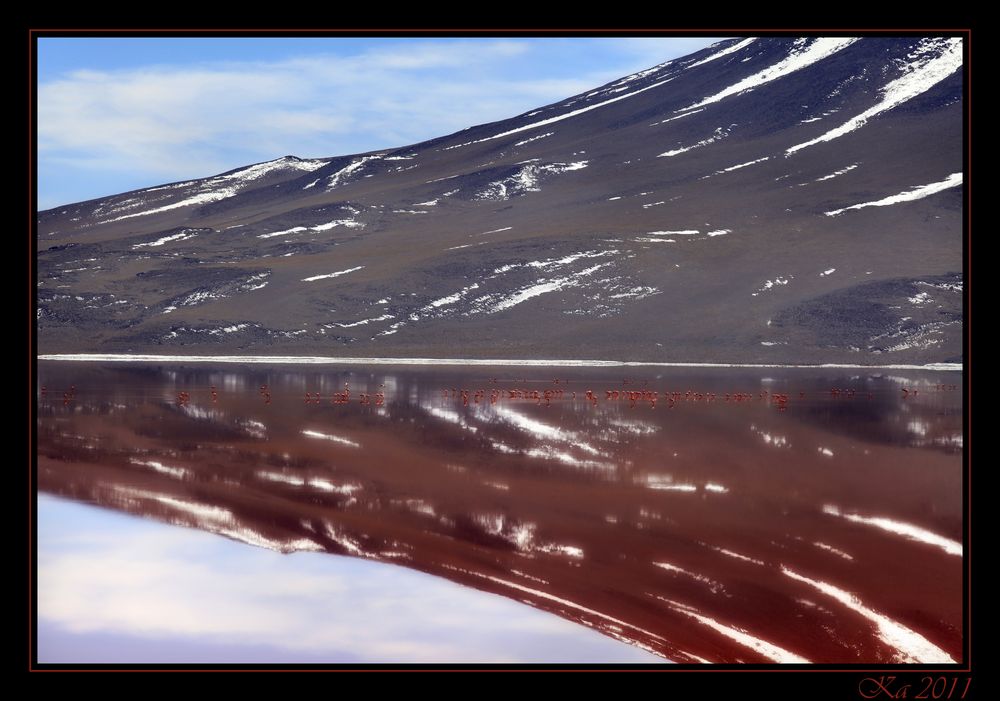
top-left (784, 375), bottom-right (962, 452)
top-left (37, 363), bottom-right (962, 664)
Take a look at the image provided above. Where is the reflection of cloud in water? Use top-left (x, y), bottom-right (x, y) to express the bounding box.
top-left (38, 496), bottom-right (659, 663)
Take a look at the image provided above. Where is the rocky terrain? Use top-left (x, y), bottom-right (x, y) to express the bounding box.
top-left (37, 37), bottom-right (963, 364)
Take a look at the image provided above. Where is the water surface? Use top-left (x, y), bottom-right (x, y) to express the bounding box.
top-left (36, 362), bottom-right (963, 663)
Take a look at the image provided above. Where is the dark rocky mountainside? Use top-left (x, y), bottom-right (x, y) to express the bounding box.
top-left (37, 37), bottom-right (963, 363)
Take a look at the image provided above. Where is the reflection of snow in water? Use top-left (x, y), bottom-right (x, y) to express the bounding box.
top-left (782, 566), bottom-right (955, 663)
top-left (822, 504), bottom-right (961, 556)
top-left (654, 595), bottom-right (810, 663)
top-left (301, 429), bottom-right (361, 448)
top-left (471, 513), bottom-right (584, 559)
top-left (39, 362), bottom-right (963, 663)
top-left (653, 561), bottom-right (727, 595)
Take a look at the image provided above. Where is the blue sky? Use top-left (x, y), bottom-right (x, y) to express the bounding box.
top-left (37, 37), bottom-right (721, 209)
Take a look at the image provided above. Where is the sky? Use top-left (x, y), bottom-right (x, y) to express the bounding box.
top-left (37, 37), bottom-right (721, 210)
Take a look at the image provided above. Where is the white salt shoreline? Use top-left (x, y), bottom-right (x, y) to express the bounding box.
top-left (37, 354), bottom-right (962, 371)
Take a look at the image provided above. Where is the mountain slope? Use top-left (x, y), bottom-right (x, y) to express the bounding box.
top-left (37, 36), bottom-right (964, 363)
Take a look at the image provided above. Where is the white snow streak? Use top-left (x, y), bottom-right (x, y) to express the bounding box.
top-left (715, 156), bottom-right (770, 174)
top-left (100, 157), bottom-right (327, 223)
top-left (687, 38), bottom-right (758, 68)
top-left (132, 231), bottom-right (197, 248)
top-left (301, 266), bottom-right (365, 282)
top-left (815, 164), bottom-right (859, 182)
top-left (825, 173), bottom-right (962, 216)
top-left (514, 132), bottom-right (554, 146)
top-left (649, 108), bottom-right (704, 126)
top-left (475, 162), bottom-right (588, 201)
top-left (427, 284), bottom-right (479, 309)
top-left (103, 189), bottom-right (237, 222)
top-left (683, 38), bottom-right (859, 111)
top-left (475, 226), bottom-right (513, 236)
top-left (443, 77), bottom-right (678, 150)
top-left (787, 38), bottom-right (962, 156)
top-left (492, 279), bottom-right (575, 313)
top-left (330, 314), bottom-right (394, 328)
top-left (658, 126), bottom-right (733, 158)
top-left (311, 219), bottom-right (364, 231)
top-left (258, 226), bottom-right (308, 239)
top-left (326, 155), bottom-right (382, 189)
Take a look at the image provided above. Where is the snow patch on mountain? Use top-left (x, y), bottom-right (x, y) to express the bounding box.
top-left (825, 172), bottom-right (961, 216)
top-left (687, 38), bottom-right (758, 69)
top-left (475, 162), bottom-right (588, 201)
top-left (786, 38), bottom-right (962, 156)
top-left (683, 38), bottom-right (859, 112)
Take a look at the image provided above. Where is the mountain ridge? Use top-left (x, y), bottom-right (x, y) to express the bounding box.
top-left (37, 36), bottom-right (964, 364)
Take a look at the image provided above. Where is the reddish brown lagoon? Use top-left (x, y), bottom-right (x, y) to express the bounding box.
top-left (36, 362), bottom-right (963, 663)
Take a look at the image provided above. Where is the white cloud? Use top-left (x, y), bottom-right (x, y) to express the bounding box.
top-left (38, 38), bottom-right (718, 206)
top-left (607, 37), bottom-right (728, 64)
top-left (39, 42), bottom-right (560, 180)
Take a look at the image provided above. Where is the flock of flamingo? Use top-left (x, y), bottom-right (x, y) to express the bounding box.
top-left (38, 379), bottom-right (958, 411)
